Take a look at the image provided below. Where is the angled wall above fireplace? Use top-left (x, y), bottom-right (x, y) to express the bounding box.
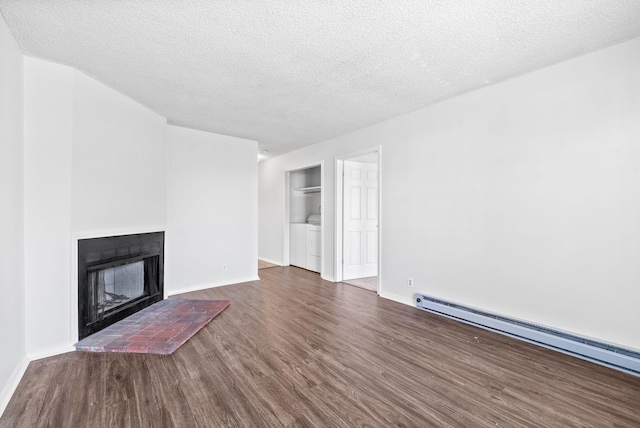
top-left (78, 232), bottom-right (164, 340)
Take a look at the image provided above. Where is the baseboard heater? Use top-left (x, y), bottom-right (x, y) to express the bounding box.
top-left (415, 294), bottom-right (640, 377)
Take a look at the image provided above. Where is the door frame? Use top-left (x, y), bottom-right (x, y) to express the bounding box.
top-left (335, 146), bottom-right (382, 293)
top-left (283, 161), bottom-right (324, 275)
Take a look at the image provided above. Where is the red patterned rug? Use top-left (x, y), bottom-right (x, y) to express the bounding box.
top-left (75, 298), bottom-right (230, 355)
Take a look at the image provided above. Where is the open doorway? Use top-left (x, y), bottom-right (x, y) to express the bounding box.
top-left (283, 162), bottom-right (324, 277)
top-left (335, 148), bottom-right (380, 293)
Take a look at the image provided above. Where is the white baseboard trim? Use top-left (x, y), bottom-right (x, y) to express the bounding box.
top-left (0, 356), bottom-right (29, 418)
top-left (321, 275), bottom-right (335, 282)
top-left (27, 343), bottom-right (75, 361)
top-left (167, 276), bottom-right (261, 297)
top-left (258, 257), bottom-right (281, 265)
top-left (378, 290), bottom-right (415, 307)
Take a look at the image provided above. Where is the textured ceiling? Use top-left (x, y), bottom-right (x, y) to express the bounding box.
top-left (2, 1), bottom-right (640, 158)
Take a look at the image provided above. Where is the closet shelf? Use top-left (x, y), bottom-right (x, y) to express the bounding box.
top-left (296, 186), bottom-right (321, 193)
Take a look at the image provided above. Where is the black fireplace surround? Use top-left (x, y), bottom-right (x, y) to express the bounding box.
top-left (78, 232), bottom-right (164, 340)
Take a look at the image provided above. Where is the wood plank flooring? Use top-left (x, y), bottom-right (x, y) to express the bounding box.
top-left (2, 266), bottom-right (640, 427)
top-left (258, 259), bottom-right (279, 270)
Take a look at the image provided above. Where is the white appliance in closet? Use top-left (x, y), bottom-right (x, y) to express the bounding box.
top-left (290, 223), bottom-right (321, 273)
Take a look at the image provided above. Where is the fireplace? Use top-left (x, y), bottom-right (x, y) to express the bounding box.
top-left (78, 232), bottom-right (164, 339)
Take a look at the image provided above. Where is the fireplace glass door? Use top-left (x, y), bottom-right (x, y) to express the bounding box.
top-left (86, 257), bottom-right (158, 324)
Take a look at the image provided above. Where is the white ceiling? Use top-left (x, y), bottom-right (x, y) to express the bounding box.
top-left (2, 1), bottom-right (640, 159)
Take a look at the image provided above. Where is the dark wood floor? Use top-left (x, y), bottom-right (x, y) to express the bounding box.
top-left (2, 267), bottom-right (640, 427)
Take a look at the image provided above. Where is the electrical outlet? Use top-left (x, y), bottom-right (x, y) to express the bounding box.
top-left (408, 278), bottom-right (414, 287)
top-left (223, 264), bottom-right (227, 271)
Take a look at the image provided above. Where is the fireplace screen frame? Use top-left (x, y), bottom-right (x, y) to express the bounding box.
top-left (78, 232), bottom-right (164, 340)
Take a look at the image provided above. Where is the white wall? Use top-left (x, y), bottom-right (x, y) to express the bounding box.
top-left (0, 15), bottom-right (27, 414)
top-left (23, 58), bottom-right (74, 356)
top-left (24, 58), bottom-right (167, 355)
top-left (71, 72), bottom-right (167, 233)
top-left (259, 37), bottom-right (640, 350)
top-left (166, 125), bottom-right (258, 295)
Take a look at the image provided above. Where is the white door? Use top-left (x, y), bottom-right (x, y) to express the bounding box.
top-left (343, 161), bottom-right (378, 280)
